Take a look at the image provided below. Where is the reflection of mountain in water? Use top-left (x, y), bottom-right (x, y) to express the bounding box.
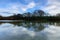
top-left (0, 23), bottom-right (47, 40)
top-left (0, 22), bottom-right (45, 31)
top-left (0, 22), bottom-right (60, 40)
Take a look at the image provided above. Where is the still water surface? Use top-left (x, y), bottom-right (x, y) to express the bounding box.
top-left (0, 21), bottom-right (60, 40)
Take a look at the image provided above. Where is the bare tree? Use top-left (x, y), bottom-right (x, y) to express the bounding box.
top-left (33, 10), bottom-right (45, 16)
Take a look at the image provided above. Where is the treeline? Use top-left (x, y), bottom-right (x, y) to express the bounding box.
top-left (0, 10), bottom-right (46, 20)
top-left (0, 10), bottom-right (60, 22)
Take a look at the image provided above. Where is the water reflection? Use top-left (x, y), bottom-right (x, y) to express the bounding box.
top-left (0, 22), bottom-right (60, 40)
top-left (0, 22), bottom-right (45, 31)
top-left (43, 25), bottom-right (60, 40)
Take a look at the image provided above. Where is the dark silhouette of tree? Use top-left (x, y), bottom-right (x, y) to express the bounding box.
top-left (23, 12), bottom-right (32, 17)
top-left (33, 10), bottom-right (45, 16)
top-left (26, 12), bottom-right (32, 17)
top-left (23, 13), bottom-right (27, 17)
top-left (0, 9), bottom-right (60, 22)
top-left (13, 14), bottom-right (23, 19)
top-left (17, 14), bottom-right (23, 17)
top-left (56, 13), bottom-right (60, 16)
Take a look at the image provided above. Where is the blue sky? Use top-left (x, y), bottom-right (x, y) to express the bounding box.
top-left (0, 0), bottom-right (60, 16)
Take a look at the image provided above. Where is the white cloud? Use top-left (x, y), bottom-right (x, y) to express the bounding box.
top-left (28, 2), bottom-right (35, 8)
top-left (0, 4), bottom-right (21, 16)
top-left (0, 1), bottom-right (36, 16)
top-left (21, 2), bottom-right (36, 11)
top-left (43, 0), bottom-right (60, 15)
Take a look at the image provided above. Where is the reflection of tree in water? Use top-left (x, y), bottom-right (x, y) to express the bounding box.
top-left (48, 22), bottom-right (55, 25)
top-left (10, 22), bottom-right (23, 26)
top-left (55, 22), bottom-right (60, 26)
top-left (23, 22), bottom-right (45, 31)
top-left (10, 22), bottom-right (45, 31)
top-left (48, 22), bottom-right (60, 26)
top-left (0, 22), bottom-right (3, 25)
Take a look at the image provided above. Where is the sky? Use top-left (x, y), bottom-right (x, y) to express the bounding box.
top-left (0, 0), bottom-right (60, 16)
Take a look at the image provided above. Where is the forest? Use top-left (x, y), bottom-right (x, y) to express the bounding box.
top-left (0, 10), bottom-right (60, 22)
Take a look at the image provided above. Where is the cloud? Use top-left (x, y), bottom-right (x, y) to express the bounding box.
top-left (0, 4), bottom-right (21, 16)
top-left (0, 0), bottom-right (47, 16)
top-left (43, 0), bottom-right (60, 15)
top-left (21, 2), bottom-right (36, 11)
top-left (0, 1), bottom-right (36, 16)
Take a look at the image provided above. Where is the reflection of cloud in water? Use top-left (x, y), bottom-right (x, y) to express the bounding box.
top-left (0, 23), bottom-right (47, 40)
top-left (43, 25), bottom-right (60, 40)
top-left (0, 23), bottom-right (60, 40)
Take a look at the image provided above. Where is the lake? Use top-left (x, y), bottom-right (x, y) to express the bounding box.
top-left (0, 20), bottom-right (60, 40)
